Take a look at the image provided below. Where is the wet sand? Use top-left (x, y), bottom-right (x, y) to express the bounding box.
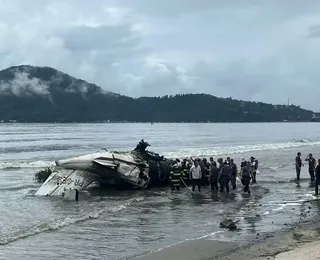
top-left (216, 222), bottom-right (320, 260)
top-left (132, 222), bottom-right (320, 260)
top-left (130, 239), bottom-right (238, 260)
top-left (132, 199), bottom-right (320, 260)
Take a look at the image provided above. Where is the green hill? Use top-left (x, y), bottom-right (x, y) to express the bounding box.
top-left (0, 65), bottom-right (314, 123)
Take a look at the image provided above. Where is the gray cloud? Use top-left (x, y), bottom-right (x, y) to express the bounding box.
top-left (306, 24), bottom-right (320, 38)
top-left (0, 71), bottom-right (50, 97)
top-left (59, 25), bottom-right (139, 51)
top-left (1, 1), bottom-right (320, 110)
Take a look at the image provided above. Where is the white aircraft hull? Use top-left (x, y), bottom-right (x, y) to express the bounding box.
top-left (35, 150), bottom-right (151, 197)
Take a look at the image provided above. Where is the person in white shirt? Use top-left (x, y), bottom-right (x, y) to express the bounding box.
top-left (189, 158), bottom-right (202, 192)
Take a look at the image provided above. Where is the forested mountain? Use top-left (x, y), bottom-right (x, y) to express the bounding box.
top-left (0, 65), bottom-right (315, 123)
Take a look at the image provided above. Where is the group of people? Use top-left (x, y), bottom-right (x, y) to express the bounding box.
top-left (169, 156), bottom-right (259, 194)
top-left (168, 151), bottom-right (320, 196)
top-left (295, 152), bottom-right (320, 195)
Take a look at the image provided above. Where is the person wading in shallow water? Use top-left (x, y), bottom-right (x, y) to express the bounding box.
top-left (241, 161), bottom-right (251, 194)
top-left (219, 161), bottom-right (231, 192)
top-left (210, 161), bottom-right (219, 191)
top-left (209, 157), bottom-right (215, 167)
top-left (249, 156), bottom-right (258, 183)
top-left (305, 153), bottom-right (316, 182)
top-left (295, 152), bottom-right (303, 181)
top-left (189, 158), bottom-right (202, 192)
top-left (217, 158), bottom-right (224, 187)
top-left (169, 160), bottom-right (182, 191)
top-left (230, 158), bottom-right (237, 190)
top-left (315, 159), bottom-right (320, 196)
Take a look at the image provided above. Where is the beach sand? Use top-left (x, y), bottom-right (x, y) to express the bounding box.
top-left (275, 241), bottom-right (320, 260)
top-left (131, 239), bottom-right (238, 260)
top-left (131, 220), bottom-right (320, 260)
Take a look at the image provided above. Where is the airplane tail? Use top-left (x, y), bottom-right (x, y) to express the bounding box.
top-left (35, 167), bottom-right (99, 196)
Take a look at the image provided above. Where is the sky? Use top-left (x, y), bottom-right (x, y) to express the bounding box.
top-left (1, 0), bottom-right (320, 111)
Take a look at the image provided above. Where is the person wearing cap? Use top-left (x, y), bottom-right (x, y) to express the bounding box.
top-left (189, 158), bottom-right (202, 192)
top-left (305, 153), bottom-right (316, 182)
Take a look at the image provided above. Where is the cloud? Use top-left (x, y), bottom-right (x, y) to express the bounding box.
top-left (1, 1), bottom-right (320, 110)
top-left (306, 24), bottom-right (320, 38)
top-left (0, 70), bottom-right (50, 97)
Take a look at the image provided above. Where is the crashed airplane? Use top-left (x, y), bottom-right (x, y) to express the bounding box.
top-left (35, 140), bottom-right (173, 197)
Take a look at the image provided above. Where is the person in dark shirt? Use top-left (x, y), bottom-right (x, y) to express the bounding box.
top-left (217, 158), bottom-right (224, 187)
top-left (219, 162), bottom-right (231, 192)
top-left (209, 157), bottom-right (215, 167)
top-left (210, 161), bottom-right (219, 191)
top-left (315, 159), bottom-right (320, 195)
top-left (295, 152), bottom-right (303, 181)
top-left (200, 158), bottom-right (210, 186)
top-left (249, 156), bottom-right (258, 183)
top-left (230, 159), bottom-right (237, 190)
top-left (226, 157), bottom-right (231, 165)
top-left (240, 158), bottom-right (246, 167)
top-left (241, 161), bottom-right (251, 194)
top-left (305, 153), bottom-right (316, 182)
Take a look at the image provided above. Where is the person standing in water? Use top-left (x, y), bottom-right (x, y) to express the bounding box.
top-left (169, 160), bottom-right (183, 191)
top-left (315, 159), bottom-right (320, 196)
top-left (240, 158), bottom-right (246, 167)
top-left (189, 158), bottom-right (202, 192)
top-left (209, 157), bottom-right (216, 168)
top-left (250, 157), bottom-right (258, 183)
top-left (226, 157), bottom-right (231, 165)
top-left (241, 161), bottom-right (251, 194)
top-left (210, 161), bottom-right (219, 191)
top-left (201, 158), bottom-right (210, 186)
top-left (217, 158), bottom-right (224, 188)
top-left (181, 159), bottom-right (190, 185)
top-left (219, 161), bottom-right (231, 192)
top-left (295, 152), bottom-right (303, 181)
top-left (230, 159), bottom-right (237, 190)
top-left (305, 153), bottom-right (316, 182)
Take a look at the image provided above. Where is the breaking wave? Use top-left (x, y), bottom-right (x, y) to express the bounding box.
top-left (1, 139), bottom-right (320, 169)
top-left (0, 196), bottom-right (144, 245)
top-left (0, 160), bottom-right (55, 170)
top-left (0, 210), bottom-right (104, 245)
top-left (163, 139), bottom-right (320, 158)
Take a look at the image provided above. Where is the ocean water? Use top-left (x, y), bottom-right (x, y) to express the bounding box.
top-left (0, 123), bottom-right (320, 260)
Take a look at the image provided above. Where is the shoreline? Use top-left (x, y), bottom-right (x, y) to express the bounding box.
top-left (131, 221), bottom-right (320, 260)
top-left (216, 220), bottom-right (320, 260)
top-left (130, 199), bottom-right (320, 260)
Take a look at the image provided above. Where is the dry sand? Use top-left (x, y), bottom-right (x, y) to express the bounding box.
top-left (275, 241), bottom-right (320, 260)
top-left (131, 222), bottom-right (320, 260)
